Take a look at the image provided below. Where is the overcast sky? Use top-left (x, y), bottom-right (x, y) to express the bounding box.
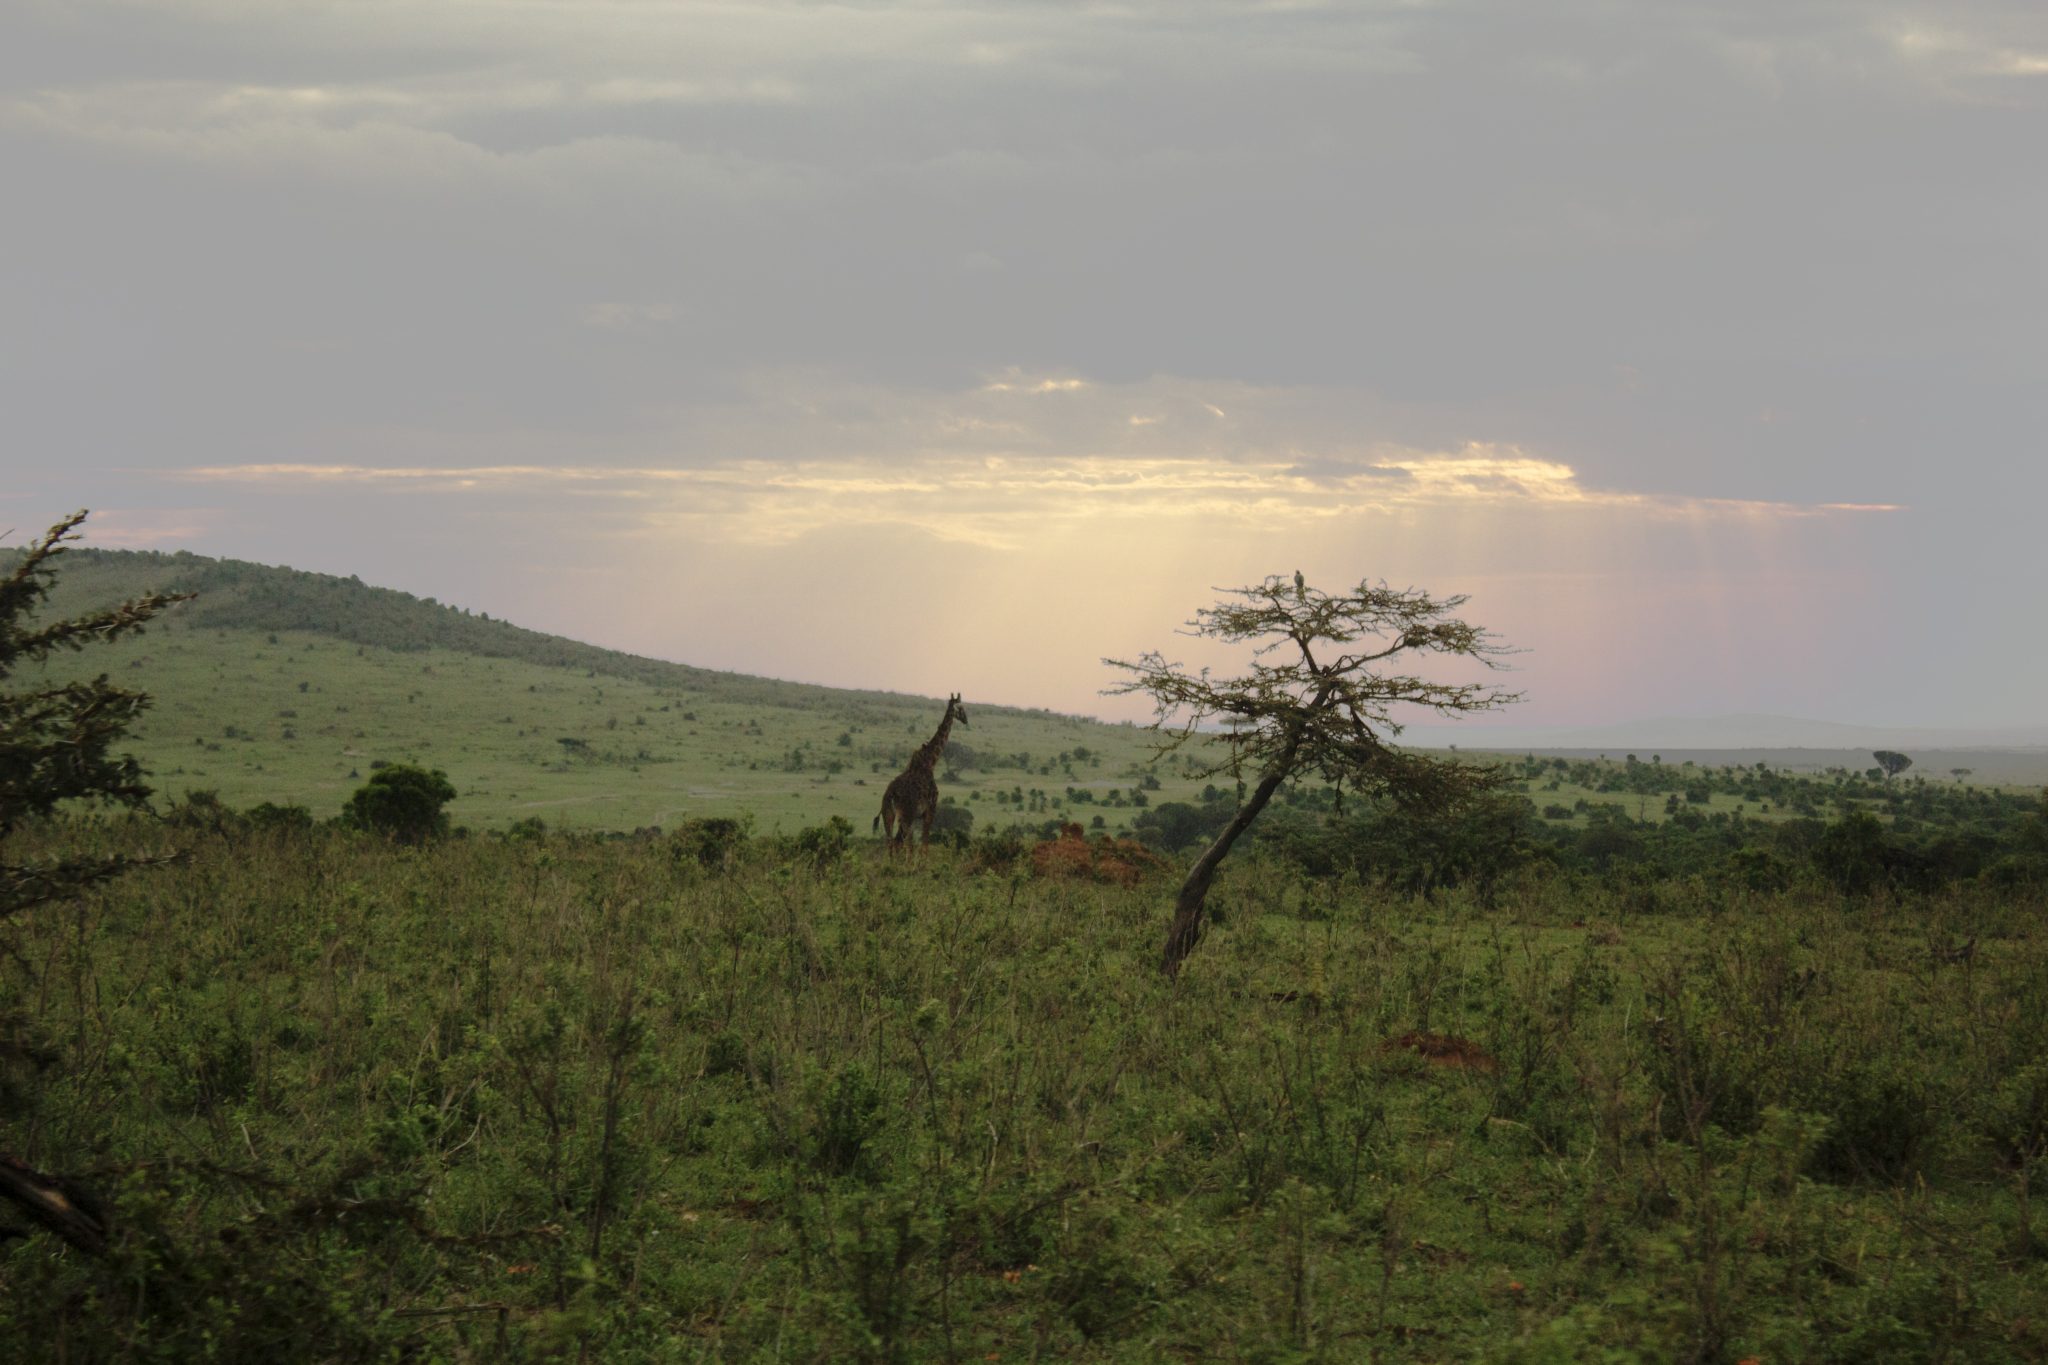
top-left (4, 1), bottom-right (2043, 730)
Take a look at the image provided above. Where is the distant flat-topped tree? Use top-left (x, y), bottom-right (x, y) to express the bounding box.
top-left (1107, 573), bottom-right (1521, 977)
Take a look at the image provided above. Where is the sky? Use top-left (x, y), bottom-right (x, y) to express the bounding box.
top-left (3, 0), bottom-right (2044, 732)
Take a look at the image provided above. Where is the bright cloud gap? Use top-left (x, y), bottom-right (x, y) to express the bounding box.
top-left (169, 451), bottom-right (1903, 550)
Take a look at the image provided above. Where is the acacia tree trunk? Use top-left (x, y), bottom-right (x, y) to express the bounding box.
top-left (0, 1155), bottom-right (109, 1255)
top-left (1160, 746), bottom-right (1299, 978)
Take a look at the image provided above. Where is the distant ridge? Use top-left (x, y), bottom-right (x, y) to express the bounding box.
top-left (1403, 713), bottom-right (2048, 752)
top-left (26, 546), bottom-right (1060, 719)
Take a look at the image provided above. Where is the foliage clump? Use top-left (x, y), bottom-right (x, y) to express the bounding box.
top-left (671, 815), bottom-right (748, 871)
top-left (793, 814), bottom-right (854, 866)
top-left (340, 763), bottom-right (456, 843)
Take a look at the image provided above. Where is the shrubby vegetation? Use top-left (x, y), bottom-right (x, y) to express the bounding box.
top-left (1, 810), bottom-right (2046, 1359)
top-left (339, 762), bottom-right (459, 844)
top-left (1134, 756), bottom-right (2048, 901)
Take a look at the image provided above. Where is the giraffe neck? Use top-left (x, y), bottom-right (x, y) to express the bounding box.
top-left (915, 710), bottom-right (955, 769)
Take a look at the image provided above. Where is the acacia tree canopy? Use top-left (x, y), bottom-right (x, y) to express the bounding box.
top-left (1105, 574), bottom-right (1521, 976)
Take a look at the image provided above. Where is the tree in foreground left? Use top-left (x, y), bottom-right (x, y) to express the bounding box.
top-left (1, 510), bottom-right (190, 924)
top-left (0, 510), bottom-right (189, 1254)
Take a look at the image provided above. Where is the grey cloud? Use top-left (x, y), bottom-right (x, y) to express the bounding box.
top-left (8, 0), bottom-right (2041, 488)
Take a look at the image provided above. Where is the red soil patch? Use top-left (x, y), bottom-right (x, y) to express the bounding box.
top-left (1029, 823), bottom-right (1168, 886)
top-left (1385, 1031), bottom-right (1499, 1074)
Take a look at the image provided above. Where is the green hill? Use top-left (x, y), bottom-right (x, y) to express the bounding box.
top-left (20, 547), bottom-right (1203, 832)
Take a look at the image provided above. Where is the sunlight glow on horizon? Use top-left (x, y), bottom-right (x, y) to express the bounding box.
top-left (142, 442), bottom-right (1903, 727)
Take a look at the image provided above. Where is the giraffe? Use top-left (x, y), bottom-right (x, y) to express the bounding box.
top-left (874, 693), bottom-right (969, 850)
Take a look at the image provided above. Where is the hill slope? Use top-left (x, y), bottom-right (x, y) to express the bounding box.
top-left (39, 547), bottom-right (945, 712)
top-left (21, 547), bottom-right (1196, 831)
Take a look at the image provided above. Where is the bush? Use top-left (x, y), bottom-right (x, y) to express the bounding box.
top-left (1814, 810), bottom-right (1892, 895)
top-left (244, 801), bottom-right (313, 833)
top-left (164, 788), bottom-right (235, 833)
top-left (968, 826), bottom-right (1032, 871)
top-left (932, 802), bottom-right (973, 848)
top-left (1131, 798), bottom-right (1235, 853)
top-left (504, 815), bottom-right (548, 842)
top-left (794, 814), bottom-right (854, 866)
top-left (340, 764), bottom-right (456, 844)
top-left (1803, 1059), bottom-right (1938, 1183)
top-left (673, 816), bottom-right (747, 871)
top-left (809, 1062), bottom-right (886, 1179)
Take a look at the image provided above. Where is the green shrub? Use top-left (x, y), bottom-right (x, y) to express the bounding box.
top-left (704, 1030), bottom-right (749, 1078)
top-left (244, 800), bottom-right (313, 832)
top-left (1048, 1200), bottom-right (1155, 1341)
top-left (794, 814), bottom-right (854, 867)
top-left (1801, 1058), bottom-right (1938, 1183)
top-left (810, 1062), bottom-right (887, 1179)
top-left (932, 802), bottom-right (973, 848)
top-left (674, 815), bottom-right (747, 870)
top-left (340, 763), bottom-right (456, 843)
top-left (1643, 981), bottom-right (1772, 1140)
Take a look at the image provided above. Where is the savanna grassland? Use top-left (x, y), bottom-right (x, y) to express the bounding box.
top-left (24, 548), bottom-right (1203, 835)
top-left (67, 623), bottom-right (1174, 836)
top-left (4, 819), bottom-right (2048, 1361)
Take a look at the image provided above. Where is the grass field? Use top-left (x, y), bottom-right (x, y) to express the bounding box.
top-left (48, 620), bottom-right (1203, 834)
top-left (3, 822), bottom-right (2045, 1360)
top-left (53, 619), bottom-right (2018, 848)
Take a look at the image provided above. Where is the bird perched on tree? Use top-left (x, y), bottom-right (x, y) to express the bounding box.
top-left (1294, 569), bottom-right (1307, 597)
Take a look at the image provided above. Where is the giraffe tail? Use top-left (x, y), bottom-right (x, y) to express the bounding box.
top-left (872, 811), bottom-right (882, 833)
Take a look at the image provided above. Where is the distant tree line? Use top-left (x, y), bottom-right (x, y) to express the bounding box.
top-left (1128, 765), bottom-right (2048, 899)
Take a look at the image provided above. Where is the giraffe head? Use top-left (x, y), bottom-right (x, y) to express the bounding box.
top-left (948, 693), bottom-right (970, 729)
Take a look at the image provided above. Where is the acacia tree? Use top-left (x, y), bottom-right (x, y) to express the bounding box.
top-left (1873, 750), bottom-right (1913, 781)
top-left (1106, 574), bottom-right (1520, 977)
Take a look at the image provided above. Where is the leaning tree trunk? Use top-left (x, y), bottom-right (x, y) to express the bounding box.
top-left (0, 1155), bottom-right (109, 1255)
top-left (1160, 749), bottom-right (1298, 979)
